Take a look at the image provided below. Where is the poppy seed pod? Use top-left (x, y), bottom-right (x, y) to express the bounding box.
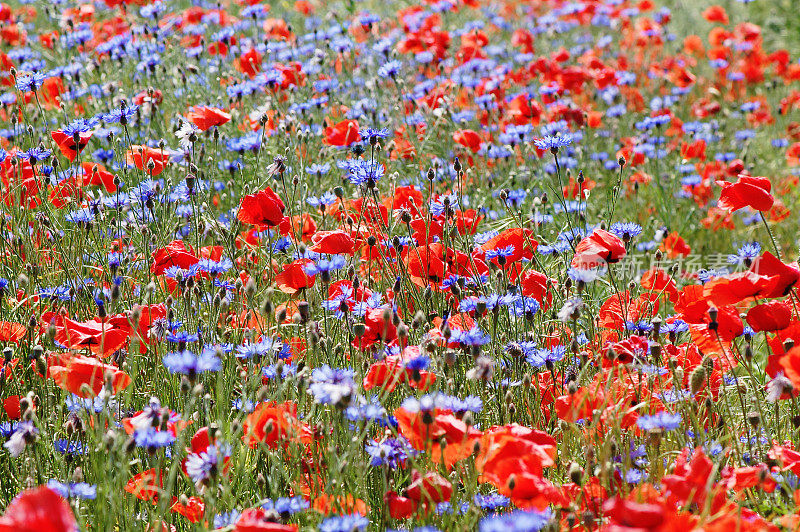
top-left (690, 366), bottom-right (707, 394)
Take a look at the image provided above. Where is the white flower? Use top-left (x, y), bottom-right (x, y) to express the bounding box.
top-left (557, 297), bottom-right (584, 322)
top-left (4, 422), bottom-right (38, 457)
top-left (175, 120), bottom-right (200, 149)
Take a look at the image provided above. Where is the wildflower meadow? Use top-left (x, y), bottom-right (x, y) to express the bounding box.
top-left (1, 0), bottom-right (800, 530)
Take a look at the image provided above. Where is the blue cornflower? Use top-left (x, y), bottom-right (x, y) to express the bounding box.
top-left (165, 330), bottom-right (199, 344)
top-left (4, 421), bottom-right (38, 457)
top-left (196, 257), bottom-right (233, 276)
top-left (186, 444), bottom-right (231, 483)
top-left (625, 469), bottom-right (648, 484)
top-left (15, 72), bottom-right (50, 92)
top-left (213, 511), bottom-right (241, 529)
top-left (567, 267), bottom-right (606, 284)
top-left (54, 439), bottom-right (84, 455)
top-left (22, 146), bottom-right (52, 161)
top-left (306, 163), bottom-right (331, 176)
top-left (526, 346), bottom-right (567, 368)
top-left (378, 60), bottom-right (402, 78)
top-left (509, 297), bottom-right (540, 317)
top-left (307, 191), bottom-right (337, 207)
top-left (263, 497), bottom-right (309, 515)
top-left (134, 427), bottom-right (176, 449)
top-left (361, 127), bottom-right (391, 141)
top-left (309, 365), bottom-right (356, 405)
top-left (304, 255), bottom-right (346, 276)
top-left (365, 437), bottom-right (416, 468)
top-left (61, 117), bottom-right (97, 136)
top-left (636, 411), bottom-right (682, 431)
top-left (102, 104), bottom-right (139, 124)
top-left (430, 194), bottom-right (458, 217)
top-left (534, 134), bottom-right (573, 152)
top-left (319, 514), bottom-right (369, 532)
top-left (162, 350), bottom-right (222, 375)
top-left (626, 321), bottom-right (654, 334)
top-left (474, 493), bottom-right (509, 512)
top-left (341, 158), bottom-right (385, 186)
top-left (272, 236), bottom-right (293, 253)
top-left (450, 326), bottom-right (491, 346)
top-left (479, 509), bottom-right (552, 532)
top-left (0, 422), bottom-right (18, 438)
top-left (235, 338), bottom-right (290, 360)
top-left (405, 355), bottom-right (430, 371)
top-left (262, 362), bottom-right (297, 380)
top-left (345, 395), bottom-right (387, 423)
top-left (65, 394), bottom-right (115, 413)
top-left (441, 395), bottom-right (483, 414)
top-left (485, 245), bottom-right (515, 261)
top-left (728, 242), bottom-right (761, 268)
top-left (47, 480), bottom-right (97, 500)
top-left (609, 221), bottom-right (643, 241)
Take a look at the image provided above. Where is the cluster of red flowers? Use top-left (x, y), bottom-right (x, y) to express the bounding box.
top-left (1, 0), bottom-right (800, 530)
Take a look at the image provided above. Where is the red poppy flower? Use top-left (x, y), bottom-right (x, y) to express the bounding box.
top-left (49, 354), bottom-right (131, 398)
top-left (703, 5), bottom-right (729, 24)
top-left (725, 465), bottom-right (777, 493)
top-left (602, 497), bottom-right (666, 530)
top-left (640, 268), bottom-right (679, 302)
top-left (133, 89), bottom-right (163, 106)
top-left (394, 406), bottom-right (482, 469)
top-left (476, 425), bottom-right (556, 498)
top-left (278, 213), bottom-right (317, 239)
top-left (406, 470), bottom-right (452, 504)
top-left (2, 396), bottom-right (20, 419)
top-left (354, 307), bottom-right (398, 350)
top-left (480, 228), bottom-right (538, 265)
top-left (384, 491), bottom-right (417, 519)
top-left (311, 494), bottom-right (368, 516)
top-left (779, 346), bottom-right (800, 390)
top-left (571, 228), bottom-right (626, 268)
top-left (51, 128), bottom-right (93, 162)
top-left (702, 271), bottom-right (775, 307)
top-left (507, 93), bottom-right (542, 125)
top-left (308, 230), bottom-right (355, 255)
top-left (80, 161), bottom-right (117, 191)
top-left (0, 486), bottom-right (77, 532)
top-left (53, 317), bottom-right (128, 356)
top-left (513, 269), bottom-right (555, 311)
top-left (747, 300), bottom-right (793, 332)
top-left (275, 259), bottom-right (316, 295)
top-left (750, 251), bottom-right (800, 298)
top-left (662, 448), bottom-right (727, 514)
top-left (124, 469), bottom-right (164, 502)
top-left (404, 244), bottom-right (447, 286)
top-left (660, 231), bottom-right (691, 258)
top-left (717, 174), bottom-right (774, 213)
top-left (126, 145), bottom-right (170, 176)
top-left (0, 321), bottom-right (25, 343)
top-left (170, 496), bottom-right (205, 523)
top-left (323, 119), bottom-right (360, 146)
top-left (236, 48), bottom-right (263, 77)
top-left (151, 240), bottom-right (200, 275)
top-left (453, 129), bottom-right (482, 152)
top-left (363, 347), bottom-right (436, 392)
top-left (186, 105), bottom-right (231, 131)
top-left (242, 401), bottom-right (312, 448)
top-left (604, 335), bottom-right (650, 364)
top-left (237, 187), bottom-right (286, 228)
top-left (680, 138), bottom-right (706, 160)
